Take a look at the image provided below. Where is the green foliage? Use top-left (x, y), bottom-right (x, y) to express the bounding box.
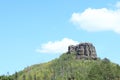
top-left (1, 53), bottom-right (120, 80)
top-left (0, 75), bottom-right (13, 80)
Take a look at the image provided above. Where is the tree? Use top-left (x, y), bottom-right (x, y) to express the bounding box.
top-left (14, 72), bottom-right (18, 80)
top-left (28, 74), bottom-right (32, 80)
top-left (33, 74), bottom-right (36, 80)
top-left (22, 74), bottom-right (26, 80)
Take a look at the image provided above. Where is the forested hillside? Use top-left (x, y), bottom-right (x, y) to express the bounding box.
top-left (1, 52), bottom-right (120, 80)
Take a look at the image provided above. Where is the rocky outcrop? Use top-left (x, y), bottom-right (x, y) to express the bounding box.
top-left (68, 43), bottom-right (97, 60)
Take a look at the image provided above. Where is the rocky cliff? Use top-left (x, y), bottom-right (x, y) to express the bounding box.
top-left (68, 42), bottom-right (97, 60)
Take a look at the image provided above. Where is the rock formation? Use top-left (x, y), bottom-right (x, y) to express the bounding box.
top-left (68, 42), bottom-right (97, 60)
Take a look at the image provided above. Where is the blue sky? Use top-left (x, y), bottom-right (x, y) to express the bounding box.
top-left (0, 0), bottom-right (120, 75)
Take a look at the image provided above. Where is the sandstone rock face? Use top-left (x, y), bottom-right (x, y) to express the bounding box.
top-left (68, 43), bottom-right (97, 59)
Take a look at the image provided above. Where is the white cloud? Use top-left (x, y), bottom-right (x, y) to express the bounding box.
top-left (36, 38), bottom-right (78, 54)
top-left (70, 2), bottom-right (120, 34)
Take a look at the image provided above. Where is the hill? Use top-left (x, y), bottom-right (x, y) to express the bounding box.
top-left (1, 43), bottom-right (120, 80)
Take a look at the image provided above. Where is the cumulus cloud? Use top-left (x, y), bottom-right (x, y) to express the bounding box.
top-left (36, 38), bottom-right (78, 54)
top-left (70, 2), bottom-right (120, 34)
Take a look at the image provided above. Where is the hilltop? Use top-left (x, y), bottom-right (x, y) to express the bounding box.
top-left (1, 43), bottom-right (120, 80)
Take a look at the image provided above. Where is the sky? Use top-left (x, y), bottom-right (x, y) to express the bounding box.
top-left (0, 0), bottom-right (120, 75)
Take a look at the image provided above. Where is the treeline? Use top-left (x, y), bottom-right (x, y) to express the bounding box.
top-left (1, 53), bottom-right (120, 80)
top-left (0, 75), bottom-right (13, 80)
top-left (0, 72), bottom-right (37, 80)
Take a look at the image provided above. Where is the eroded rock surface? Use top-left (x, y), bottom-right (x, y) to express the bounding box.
top-left (68, 43), bottom-right (97, 59)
